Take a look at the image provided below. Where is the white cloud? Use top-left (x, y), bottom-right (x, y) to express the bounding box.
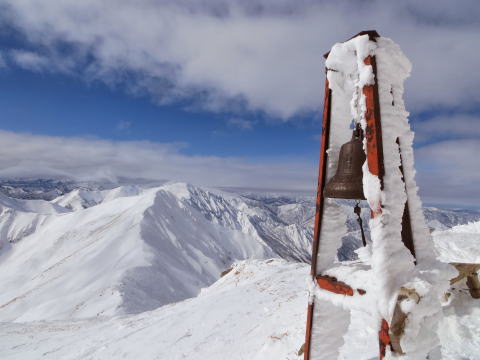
top-left (415, 139), bottom-right (480, 207)
top-left (227, 118), bottom-right (255, 130)
top-left (412, 114), bottom-right (480, 144)
top-left (0, 130), bottom-right (314, 191)
top-left (9, 49), bottom-right (75, 73)
top-left (116, 120), bottom-right (132, 131)
top-left (9, 50), bottom-right (51, 72)
top-left (2, 0), bottom-right (479, 118)
top-left (0, 53), bottom-right (6, 68)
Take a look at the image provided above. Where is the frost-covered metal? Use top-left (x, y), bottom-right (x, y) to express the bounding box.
top-left (304, 31), bottom-right (452, 360)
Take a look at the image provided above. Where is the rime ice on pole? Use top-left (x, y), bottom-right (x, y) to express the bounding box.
top-left (308, 34), bottom-right (453, 359)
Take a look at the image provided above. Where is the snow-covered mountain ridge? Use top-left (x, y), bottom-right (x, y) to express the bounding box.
top-left (0, 183), bottom-right (275, 321)
top-left (0, 181), bottom-right (478, 323)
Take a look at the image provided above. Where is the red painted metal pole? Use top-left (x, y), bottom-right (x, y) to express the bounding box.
top-left (363, 55), bottom-right (385, 217)
top-left (316, 275), bottom-right (366, 296)
top-left (304, 76), bottom-right (332, 360)
top-left (363, 54), bottom-right (395, 358)
top-left (310, 77), bottom-right (332, 277)
top-left (303, 303), bottom-right (314, 360)
top-left (379, 319), bottom-right (391, 359)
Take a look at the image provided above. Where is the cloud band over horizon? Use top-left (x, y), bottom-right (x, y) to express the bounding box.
top-left (0, 130), bottom-right (478, 207)
top-left (0, 130), bottom-right (315, 191)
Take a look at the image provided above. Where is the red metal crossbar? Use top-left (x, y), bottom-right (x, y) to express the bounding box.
top-left (316, 275), bottom-right (366, 297)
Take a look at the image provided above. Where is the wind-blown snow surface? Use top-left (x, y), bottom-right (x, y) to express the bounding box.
top-left (0, 182), bottom-right (478, 322)
top-left (434, 222), bottom-right (480, 264)
top-left (0, 182), bottom-right (479, 358)
top-left (0, 259), bottom-right (308, 360)
top-left (0, 258), bottom-right (478, 360)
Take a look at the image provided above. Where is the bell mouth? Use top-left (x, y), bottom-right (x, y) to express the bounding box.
top-left (323, 179), bottom-right (366, 200)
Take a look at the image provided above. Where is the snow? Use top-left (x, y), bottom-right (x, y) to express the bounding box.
top-left (0, 259), bottom-right (308, 360)
top-left (2, 182), bottom-right (348, 322)
top-left (0, 179), bottom-right (477, 358)
top-left (0, 183), bottom-right (283, 321)
top-left (438, 292), bottom-right (480, 360)
top-left (0, 192), bottom-right (67, 214)
top-left (433, 221), bottom-right (480, 263)
top-left (0, 256), bottom-right (477, 359)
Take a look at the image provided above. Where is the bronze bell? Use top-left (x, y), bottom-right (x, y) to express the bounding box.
top-left (324, 124), bottom-right (366, 200)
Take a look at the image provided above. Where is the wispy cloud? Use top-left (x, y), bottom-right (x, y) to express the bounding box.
top-left (412, 114), bottom-right (480, 144)
top-left (2, 0), bottom-right (479, 118)
top-left (116, 120), bottom-right (132, 131)
top-left (8, 49), bottom-right (76, 73)
top-left (415, 139), bottom-right (480, 207)
top-left (0, 53), bottom-right (6, 68)
top-left (0, 130), bottom-right (315, 191)
top-left (9, 50), bottom-right (51, 72)
top-left (227, 118), bottom-right (255, 130)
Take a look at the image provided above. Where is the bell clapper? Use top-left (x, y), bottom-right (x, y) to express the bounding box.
top-left (354, 200), bottom-right (367, 247)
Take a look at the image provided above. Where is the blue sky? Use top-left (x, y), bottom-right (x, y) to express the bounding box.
top-left (0, 0), bottom-right (479, 207)
top-left (0, 67), bottom-right (321, 160)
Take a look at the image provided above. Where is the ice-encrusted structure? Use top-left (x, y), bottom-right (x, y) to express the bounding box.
top-left (309, 34), bottom-right (454, 359)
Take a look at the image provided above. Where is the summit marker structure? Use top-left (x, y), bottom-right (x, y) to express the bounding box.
top-left (303, 31), bottom-right (451, 359)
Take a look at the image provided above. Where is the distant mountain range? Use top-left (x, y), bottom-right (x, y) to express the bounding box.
top-left (0, 179), bottom-right (478, 322)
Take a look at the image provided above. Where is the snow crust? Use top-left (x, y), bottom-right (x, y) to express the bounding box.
top-left (0, 257), bottom-right (477, 360)
top-left (0, 260), bottom-right (308, 360)
top-left (433, 221), bottom-right (480, 263)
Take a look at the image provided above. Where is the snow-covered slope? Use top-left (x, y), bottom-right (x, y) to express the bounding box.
top-left (0, 259), bottom-right (477, 360)
top-left (433, 221), bottom-right (480, 263)
top-left (0, 180), bottom-right (478, 358)
top-left (0, 183), bottom-right (284, 321)
top-left (0, 192), bottom-right (68, 251)
top-left (0, 259), bottom-right (307, 360)
top-left (0, 181), bottom-right (478, 322)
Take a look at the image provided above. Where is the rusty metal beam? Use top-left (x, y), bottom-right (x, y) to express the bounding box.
top-left (316, 275), bottom-right (366, 297)
top-left (317, 275), bottom-right (355, 296)
top-left (304, 77), bottom-right (332, 360)
top-left (303, 303), bottom-right (314, 360)
top-left (310, 78), bottom-right (332, 277)
top-left (379, 319), bottom-right (392, 359)
top-left (363, 55), bottom-right (385, 197)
